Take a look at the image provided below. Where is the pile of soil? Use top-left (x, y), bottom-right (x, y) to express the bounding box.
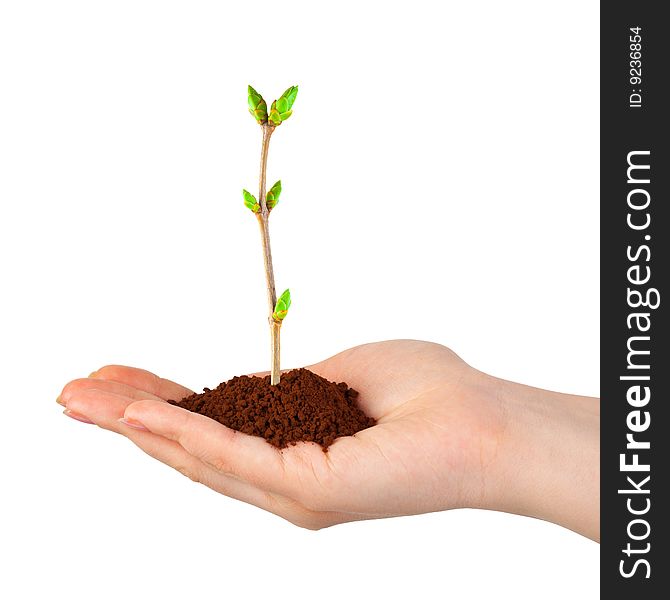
top-left (168, 368), bottom-right (375, 451)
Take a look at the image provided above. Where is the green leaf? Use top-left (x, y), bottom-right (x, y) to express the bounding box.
top-left (273, 288), bottom-right (291, 321)
top-left (242, 189), bottom-right (259, 213)
top-left (247, 85), bottom-right (268, 124)
top-left (276, 96), bottom-right (289, 114)
top-left (267, 86), bottom-right (298, 126)
top-left (249, 108), bottom-right (267, 123)
top-left (266, 180), bottom-right (282, 209)
top-left (267, 100), bottom-right (282, 126)
top-left (280, 85), bottom-right (298, 111)
top-left (247, 85), bottom-right (260, 111)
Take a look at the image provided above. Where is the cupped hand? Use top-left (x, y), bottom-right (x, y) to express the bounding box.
top-left (57, 340), bottom-right (513, 529)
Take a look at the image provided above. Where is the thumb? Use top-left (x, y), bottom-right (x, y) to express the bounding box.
top-left (122, 400), bottom-right (288, 492)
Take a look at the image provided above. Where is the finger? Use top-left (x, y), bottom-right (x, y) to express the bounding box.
top-left (65, 388), bottom-right (301, 500)
top-left (65, 388), bottom-right (160, 432)
top-left (91, 365), bottom-right (193, 401)
top-left (117, 425), bottom-right (258, 504)
top-left (122, 399), bottom-right (293, 495)
top-left (61, 388), bottom-right (301, 519)
top-left (124, 430), bottom-right (333, 530)
top-left (60, 377), bottom-right (163, 407)
top-left (64, 389), bottom-right (345, 528)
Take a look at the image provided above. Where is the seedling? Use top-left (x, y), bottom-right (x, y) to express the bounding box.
top-left (243, 85), bottom-right (298, 384)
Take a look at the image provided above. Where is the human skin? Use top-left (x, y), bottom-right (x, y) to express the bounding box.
top-left (57, 340), bottom-right (600, 540)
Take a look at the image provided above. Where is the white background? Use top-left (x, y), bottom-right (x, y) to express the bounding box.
top-left (0, 1), bottom-right (599, 598)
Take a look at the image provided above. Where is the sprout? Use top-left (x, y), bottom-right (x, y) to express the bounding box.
top-left (242, 189), bottom-right (259, 213)
top-left (273, 289), bottom-right (292, 321)
top-left (266, 180), bottom-right (282, 210)
top-left (268, 85), bottom-right (299, 126)
top-left (247, 85), bottom-right (268, 124)
top-left (243, 85), bottom-right (299, 383)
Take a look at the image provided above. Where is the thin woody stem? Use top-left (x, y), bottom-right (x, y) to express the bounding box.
top-left (270, 321), bottom-right (281, 385)
top-left (258, 124), bottom-right (274, 218)
top-left (255, 123), bottom-right (282, 384)
top-left (256, 216), bottom-right (277, 316)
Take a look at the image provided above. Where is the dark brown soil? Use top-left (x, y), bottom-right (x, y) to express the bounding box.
top-left (168, 368), bottom-right (375, 451)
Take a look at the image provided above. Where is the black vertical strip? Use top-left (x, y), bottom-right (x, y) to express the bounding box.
top-left (601, 2), bottom-right (668, 596)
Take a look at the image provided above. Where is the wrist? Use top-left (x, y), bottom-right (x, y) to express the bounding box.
top-left (470, 373), bottom-right (600, 540)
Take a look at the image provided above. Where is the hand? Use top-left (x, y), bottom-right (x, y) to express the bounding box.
top-left (57, 340), bottom-right (599, 539)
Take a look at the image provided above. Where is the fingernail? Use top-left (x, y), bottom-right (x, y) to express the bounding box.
top-left (118, 417), bottom-right (149, 432)
top-left (63, 408), bottom-right (95, 424)
top-left (88, 371), bottom-right (98, 378)
top-left (56, 395), bottom-right (66, 407)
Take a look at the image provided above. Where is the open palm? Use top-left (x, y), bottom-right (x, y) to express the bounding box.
top-left (59, 340), bottom-right (507, 529)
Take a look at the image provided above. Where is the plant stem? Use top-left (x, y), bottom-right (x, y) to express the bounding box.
top-left (258, 124), bottom-right (274, 218)
top-left (255, 123), bottom-right (282, 384)
top-left (270, 320), bottom-right (281, 385)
